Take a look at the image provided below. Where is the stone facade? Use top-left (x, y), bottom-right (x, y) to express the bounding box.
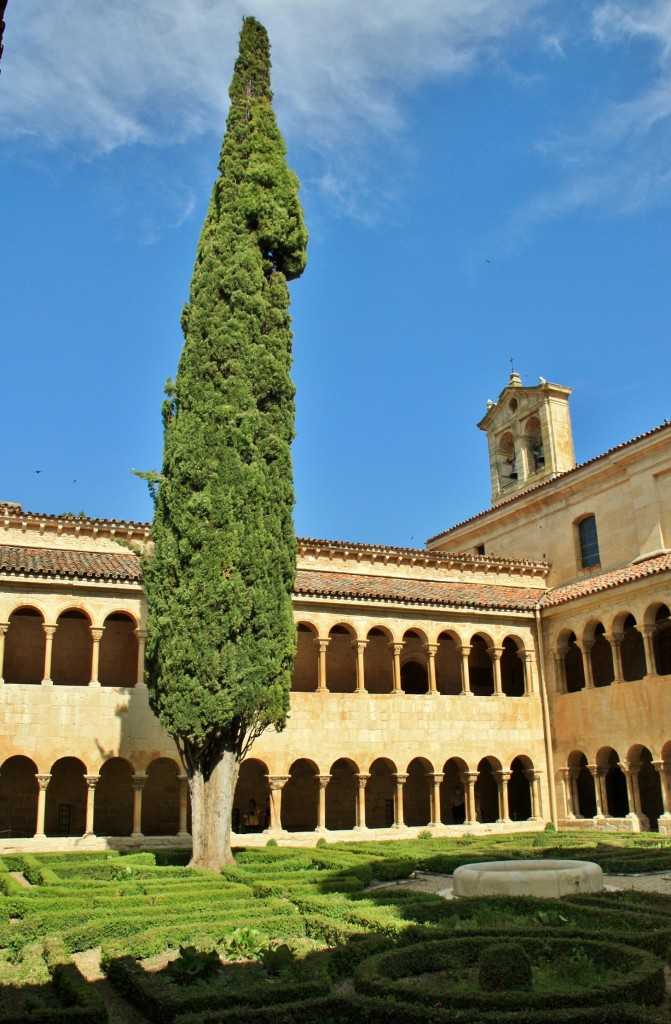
top-left (0, 376), bottom-right (669, 849)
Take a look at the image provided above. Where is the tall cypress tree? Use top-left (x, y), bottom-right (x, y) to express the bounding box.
top-left (143, 16), bottom-right (307, 870)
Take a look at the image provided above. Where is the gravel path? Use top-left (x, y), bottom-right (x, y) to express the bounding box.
top-left (371, 869), bottom-right (671, 898)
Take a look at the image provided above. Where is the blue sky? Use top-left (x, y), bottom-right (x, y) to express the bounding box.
top-left (2, 1), bottom-right (670, 549)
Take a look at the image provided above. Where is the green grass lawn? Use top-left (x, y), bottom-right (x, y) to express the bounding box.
top-left (1, 831), bottom-right (671, 1024)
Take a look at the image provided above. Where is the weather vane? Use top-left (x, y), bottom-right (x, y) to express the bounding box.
top-left (509, 356), bottom-right (516, 374)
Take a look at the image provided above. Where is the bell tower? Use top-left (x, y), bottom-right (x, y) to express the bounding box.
top-left (478, 372), bottom-right (576, 504)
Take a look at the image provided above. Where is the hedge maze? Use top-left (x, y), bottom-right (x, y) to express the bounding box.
top-left (1, 832), bottom-right (671, 1023)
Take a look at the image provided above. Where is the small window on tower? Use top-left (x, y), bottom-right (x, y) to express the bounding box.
top-left (577, 515), bottom-right (600, 569)
top-left (476, 544), bottom-right (485, 556)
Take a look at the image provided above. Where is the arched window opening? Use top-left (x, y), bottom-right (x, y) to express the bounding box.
top-left (508, 757), bottom-right (531, 821)
top-left (233, 759), bottom-right (269, 833)
top-left (4, 608), bottom-right (45, 684)
top-left (365, 759), bottom-right (396, 829)
top-left (364, 628), bottom-right (393, 694)
top-left (501, 638), bottom-right (524, 697)
top-left (441, 758), bottom-right (467, 824)
top-left (525, 416), bottom-right (545, 475)
top-left (404, 758), bottom-right (432, 827)
top-left (435, 633), bottom-right (462, 694)
top-left (99, 613), bottom-right (138, 687)
top-left (569, 752), bottom-right (597, 818)
top-left (469, 636), bottom-right (494, 696)
top-left (52, 610), bottom-right (91, 686)
top-left (577, 515), bottom-right (600, 569)
top-left (631, 747), bottom-right (663, 832)
top-left (326, 759), bottom-right (357, 831)
top-left (498, 431), bottom-right (517, 489)
top-left (0, 756), bottom-right (38, 837)
top-left (475, 759), bottom-right (499, 823)
top-left (620, 614), bottom-right (646, 682)
top-left (281, 759), bottom-right (319, 832)
top-left (142, 758), bottom-right (181, 836)
top-left (291, 624), bottom-right (318, 692)
top-left (46, 758), bottom-right (87, 837)
top-left (326, 626), bottom-right (356, 693)
top-left (653, 605), bottom-right (671, 676)
top-left (401, 660), bottom-right (428, 694)
top-left (605, 750), bottom-right (629, 818)
top-left (564, 633), bottom-right (585, 692)
top-left (94, 758), bottom-right (134, 836)
top-left (591, 624), bottom-right (614, 687)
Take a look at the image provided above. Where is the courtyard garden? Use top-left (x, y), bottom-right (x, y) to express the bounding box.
top-left (1, 831), bottom-right (671, 1023)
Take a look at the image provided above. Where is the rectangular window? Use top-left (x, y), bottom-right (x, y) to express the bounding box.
top-left (578, 515), bottom-right (600, 568)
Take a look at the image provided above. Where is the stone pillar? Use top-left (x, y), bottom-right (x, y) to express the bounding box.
top-left (354, 773), bottom-right (369, 830)
top-left (316, 774), bottom-right (331, 832)
top-left (553, 650), bottom-right (566, 694)
top-left (618, 761), bottom-right (639, 816)
top-left (488, 647), bottom-right (504, 696)
top-left (131, 775), bottom-right (146, 838)
top-left (89, 628), bottom-right (104, 686)
top-left (642, 626), bottom-right (656, 678)
top-left (42, 624), bottom-right (57, 685)
top-left (135, 629), bottom-right (147, 686)
top-left (495, 770), bottom-right (511, 822)
top-left (588, 765), bottom-right (606, 817)
top-left (581, 641), bottom-right (595, 689)
top-left (524, 769), bottom-right (543, 820)
top-left (314, 637), bottom-right (329, 692)
top-left (84, 774), bottom-right (100, 836)
top-left (352, 640), bottom-right (367, 694)
top-left (653, 761), bottom-right (671, 817)
top-left (390, 643), bottom-right (403, 694)
top-left (429, 772), bottom-right (444, 826)
top-left (392, 773), bottom-right (407, 828)
top-left (519, 650), bottom-right (534, 694)
top-left (34, 774), bottom-right (51, 839)
top-left (423, 644), bottom-right (438, 694)
top-left (608, 632), bottom-right (625, 684)
top-left (559, 767), bottom-right (574, 818)
top-left (459, 646), bottom-right (472, 695)
top-left (462, 771), bottom-right (479, 825)
top-left (569, 769), bottom-right (582, 818)
top-left (0, 623), bottom-right (8, 684)
top-left (177, 775), bottom-right (190, 837)
top-left (266, 775), bottom-right (289, 831)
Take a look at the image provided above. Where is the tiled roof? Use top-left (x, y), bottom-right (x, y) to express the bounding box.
top-left (294, 568), bottom-right (543, 612)
top-left (427, 421), bottom-right (671, 544)
top-left (542, 552), bottom-right (671, 608)
top-left (0, 546), bottom-right (142, 583)
top-left (297, 537), bottom-right (547, 570)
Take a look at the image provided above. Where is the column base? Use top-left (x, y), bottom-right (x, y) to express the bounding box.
top-left (391, 823), bottom-right (405, 830)
top-left (465, 819), bottom-right (478, 826)
top-left (459, 690), bottom-right (474, 697)
top-left (352, 825), bottom-right (368, 832)
top-left (131, 831), bottom-right (144, 840)
top-left (88, 680), bottom-right (101, 688)
top-left (33, 832), bottom-right (46, 840)
top-left (41, 679), bottom-right (53, 687)
top-left (176, 831), bottom-right (191, 841)
top-left (315, 826), bottom-right (327, 834)
top-left (353, 689), bottom-right (367, 696)
top-left (496, 817), bottom-right (511, 825)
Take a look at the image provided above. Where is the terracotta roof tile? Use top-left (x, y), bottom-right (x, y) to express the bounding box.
top-left (0, 546), bottom-right (141, 583)
top-left (294, 568), bottom-right (543, 612)
top-left (542, 552), bottom-right (671, 608)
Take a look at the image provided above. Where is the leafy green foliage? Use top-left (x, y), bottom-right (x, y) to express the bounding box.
top-left (478, 940), bottom-right (533, 992)
top-left (221, 928), bottom-right (266, 960)
top-left (166, 945), bottom-right (222, 985)
top-left (142, 15), bottom-right (307, 798)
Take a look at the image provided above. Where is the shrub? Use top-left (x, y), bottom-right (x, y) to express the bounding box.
top-left (166, 946), bottom-right (223, 985)
top-left (478, 940), bottom-right (532, 992)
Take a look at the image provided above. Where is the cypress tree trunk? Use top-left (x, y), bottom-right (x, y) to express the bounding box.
top-left (143, 17), bottom-right (307, 869)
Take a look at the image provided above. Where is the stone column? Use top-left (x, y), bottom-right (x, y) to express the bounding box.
top-left (177, 775), bottom-right (190, 837)
top-left (588, 765), bottom-right (606, 817)
top-left (488, 647), bottom-right (504, 696)
top-left (581, 641), bottom-right (595, 689)
top-left (84, 774), bottom-right (100, 836)
top-left (354, 773), bottom-right (370, 830)
top-left (131, 774), bottom-right (146, 838)
top-left (423, 644), bottom-right (438, 694)
top-left (266, 775), bottom-right (289, 831)
top-left (429, 772), bottom-right (444, 827)
top-left (495, 770), bottom-right (511, 822)
top-left (89, 628), bottom-right (103, 686)
top-left (316, 774), bottom-right (330, 832)
top-left (653, 761), bottom-right (671, 817)
top-left (34, 774), bottom-right (51, 839)
top-left (352, 640), bottom-right (367, 694)
top-left (42, 624), bottom-right (57, 685)
top-left (0, 623), bottom-right (8, 684)
top-left (524, 769), bottom-right (543, 820)
top-left (462, 771), bottom-right (479, 825)
top-left (519, 650), bottom-right (535, 694)
top-left (608, 632), bottom-right (625, 684)
top-left (559, 767), bottom-right (574, 818)
top-left (569, 769), bottom-right (582, 818)
top-left (390, 643), bottom-right (403, 694)
top-left (459, 646), bottom-right (472, 695)
top-left (641, 626), bottom-right (656, 678)
top-left (553, 650), bottom-right (566, 694)
top-left (135, 629), bottom-right (147, 686)
top-left (392, 773), bottom-right (407, 828)
top-left (618, 761), bottom-right (639, 816)
top-left (314, 638), bottom-right (329, 692)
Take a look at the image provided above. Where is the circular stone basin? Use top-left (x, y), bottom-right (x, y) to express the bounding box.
top-left (452, 859), bottom-right (603, 899)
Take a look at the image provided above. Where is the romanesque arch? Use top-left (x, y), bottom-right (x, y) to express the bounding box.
top-left (400, 630), bottom-right (428, 694)
top-left (628, 744), bottom-right (663, 831)
top-left (435, 630), bottom-right (462, 694)
top-left (613, 612), bottom-right (646, 682)
top-left (0, 755), bottom-right (38, 837)
top-left (501, 637), bottom-right (525, 697)
top-left (3, 607), bottom-right (45, 684)
top-left (46, 757), bottom-right (87, 837)
top-left (364, 626), bottom-right (393, 694)
top-left (365, 757), bottom-right (396, 829)
top-left (441, 757), bottom-right (468, 824)
top-left (508, 756), bottom-right (532, 821)
top-left (475, 756), bottom-right (500, 822)
top-left (567, 750), bottom-right (596, 818)
top-left (562, 631), bottom-right (585, 692)
top-left (282, 758), bottom-right (319, 832)
top-left (99, 613), bottom-right (138, 687)
top-left (469, 635), bottom-right (494, 696)
top-left (52, 609), bottom-right (92, 686)
top-left (404, 757), bottom-right (433, 826)
top-left (292, 622), bottom-right (318, 692)
top-left (142, 758), bottom-right (181, 836)
top-left (326, 758), bottom-right (358, 831)
top-left (651, 604), bottom-right (671, 676)
top-left (94, 757), bottom-right (134, 836)
top-left (587, 623), bottom-right (614, 688)
top-left (326, 624), bottom-right (356, 693)
top-left (597, 747), bottom-right (628, 817)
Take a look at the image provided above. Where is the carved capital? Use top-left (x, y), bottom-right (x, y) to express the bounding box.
top-left (351, 640), bottom-right (367, 654)
top-left (354, 773), bottom-right (370, 789)
top-left (84, 774), bottom-right (100, 789)
top-left (35, 773), bottom-right (51, 791)
top-left (0, 623), bottom-right (8, 637)
top-left (316, 774), bottom-right (331, 789)
top-left (494, 770), bottom-right (512, 784)
top-left (487, 646), bottom-right (504, 661)
top-left (90, 628), bottom-right (104, 643)
top-left (393, 773), bottom-right (408, 785)
top-left (266, 774), bottom-right (290, 791)
top-left (132, 774), bottom-right (147, 791)
top-left (429, 772), bottom-right (444, 784)
top-left (43, 624), bottom-right (57, 638)
top-left (423, 643), bottom-right (438, 657)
